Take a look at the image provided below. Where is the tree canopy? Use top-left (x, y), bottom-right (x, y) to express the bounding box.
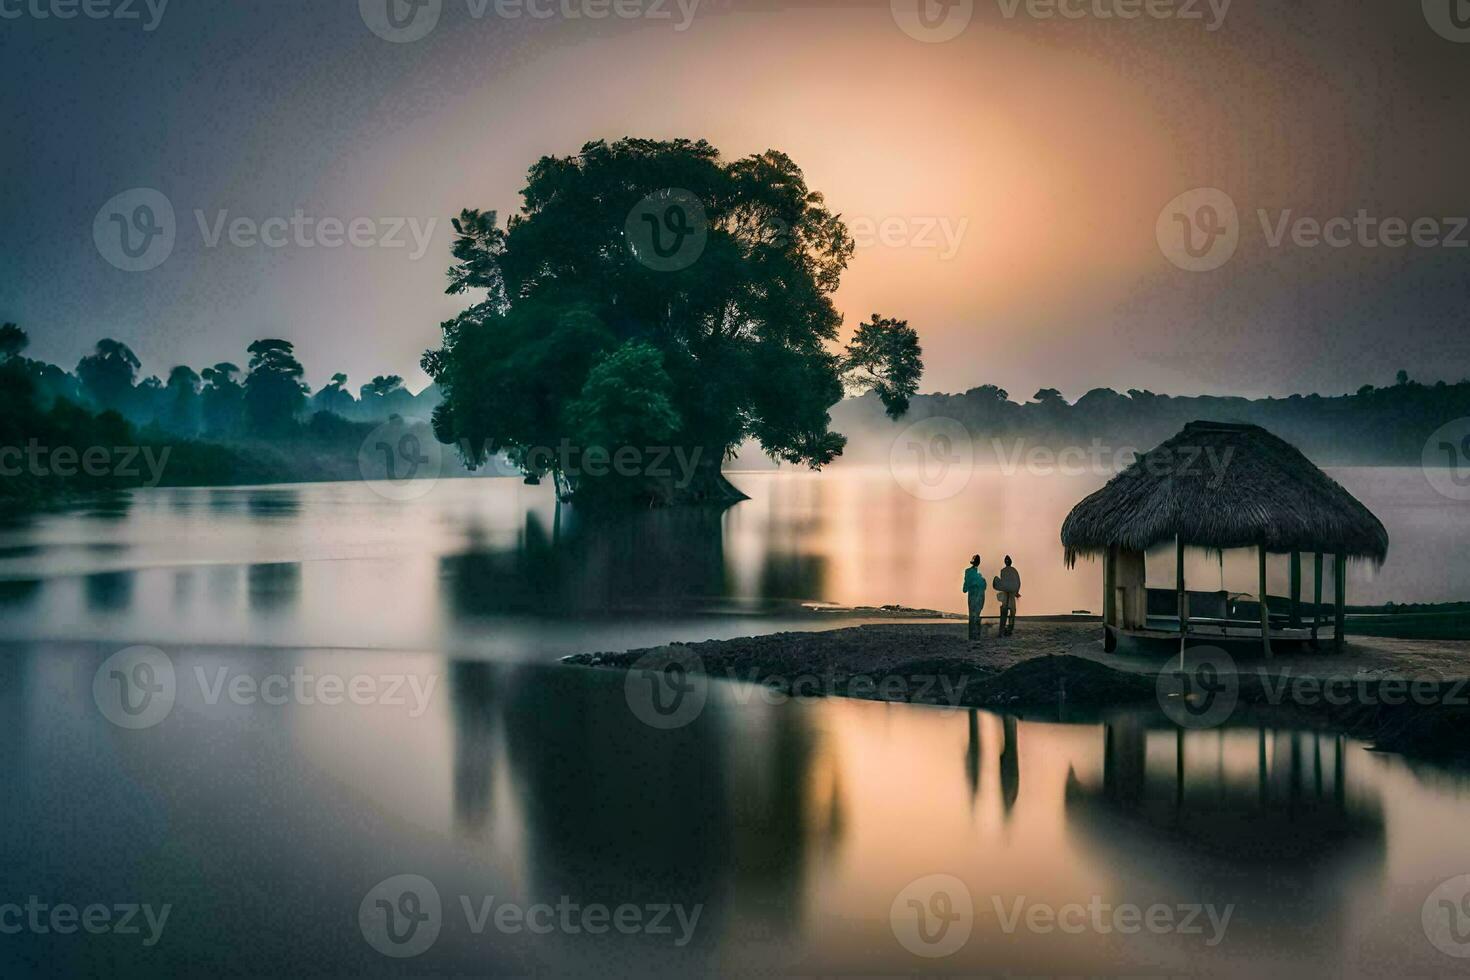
top-left (423, 137), bottom-right (923, 504)
top-left (76, 339), bottom-right (141, 414)
top-left (243, 339), bottom-right (307, 435)
top-left (0, 323), bottom-right (27, 361)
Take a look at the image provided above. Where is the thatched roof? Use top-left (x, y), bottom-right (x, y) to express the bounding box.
top-left (1061, 421), bottom-right (1388, 565)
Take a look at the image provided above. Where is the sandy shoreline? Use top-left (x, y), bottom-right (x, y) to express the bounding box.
top-left (564, 618), bottom-right (1470, 764)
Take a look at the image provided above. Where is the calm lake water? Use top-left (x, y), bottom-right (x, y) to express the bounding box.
top-left (2, 468), bottom-right (1469, 976)
top-left (0, 466), bottom-right (1465, 650)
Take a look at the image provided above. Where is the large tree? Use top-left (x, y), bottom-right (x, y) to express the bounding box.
top-left (312, 372), bottom-right (354, 418)
top-left (162, 365), bottom-right (202, 436)
top-left (200, 362), bottom-right (244, 436)
top-left (0, 323), bottom-right (26, 361)
top-left (841, 314), bottom-right (923, 419)
top-left (243, 339), bottom-right (307, 436)
top-left (76, 338), bottom-right (141, 415)
top-left (423, 137), bottom-right (922, 505)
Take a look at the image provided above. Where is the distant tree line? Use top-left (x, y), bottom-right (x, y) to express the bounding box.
top-left (832, 373), bottom-right (1470, 466)
top-left (3, 326), bottom-right (439, 440)
top-left (8, 313), bottom-right (1458, 509)
top-left (0, 323), bottom-right (446, 503)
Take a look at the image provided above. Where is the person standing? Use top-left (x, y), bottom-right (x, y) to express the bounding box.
top-left (995, 555), bottom-right (1022, 637)
top-left (963, 554), bottom-right (986, 641)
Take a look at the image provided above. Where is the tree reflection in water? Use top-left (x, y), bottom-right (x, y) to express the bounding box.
top-left (439, 501), bottom-right (830, 618)
top-left (446, 660), bottom-right (846, 966)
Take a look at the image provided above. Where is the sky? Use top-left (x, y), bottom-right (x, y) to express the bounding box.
top-left (3, 0), bottom-right (1469, 400)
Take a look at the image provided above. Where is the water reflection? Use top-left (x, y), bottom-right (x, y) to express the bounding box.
top-left (0, 577), bottom-right (42, 609)
top-left (246, 489), bottom-right (301, 519)
top-left (965, 709), bottom-right (981, 803)
top-left (755, 550), bottom-right (828, 604)
top-left (446, 665), bottom-right (839, 958)
top-left (449, 660), bottom-right (501, 838)
top-left (248, 562), bottom-right (301, 610)
top-left (208, 488), bottom-right (237, 514)
top-left (207, 564), bottom-right (239, 605)
top-left (83, 569), bottom-right (133, 611)
top-left (1071, 718), bottom-right (1382, 860)
top-left (80, 491), bottom-right (133, 521)
top-left (1000, 714), bottom-right (1020, 817)
top-left (440, 514), bottom-right (561, 616)
top-left (1066, 717), bottom-right (1386, 953)
top-left (440, 504), bottom-right (778, 616)
top-left (0, 639), bottom-right (1466, 976)
top-left (171, 568), bottom-right (195, 608)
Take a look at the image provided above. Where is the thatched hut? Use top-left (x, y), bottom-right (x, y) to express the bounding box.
top-left (1061, 421), bottom-right (1389, 655)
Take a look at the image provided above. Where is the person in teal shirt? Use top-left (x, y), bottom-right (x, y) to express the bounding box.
top-left (963, 554), bottom-right (986, 641)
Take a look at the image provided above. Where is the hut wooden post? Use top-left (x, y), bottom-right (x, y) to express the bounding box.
top-left (1334, 553), bottom-right (1347, 650)
top-left (1176, 537), bottom-right (1188, 646)
top-left (1103, 545), bottom-right (1116, 637)
top-left (1288, 551), bottom-right (1302, 628)
top-left (1312, 552), bottom-right (1324, 646)
top-left (1258, 545), bottom-right (1273, 659)
top-left (1116, 549), bottom-right (1146, 630)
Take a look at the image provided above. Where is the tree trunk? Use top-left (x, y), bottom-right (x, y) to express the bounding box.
top-left (668, 453), bottom-right (749, 506)
top-left (559, 448), bottom-right (749, 508)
